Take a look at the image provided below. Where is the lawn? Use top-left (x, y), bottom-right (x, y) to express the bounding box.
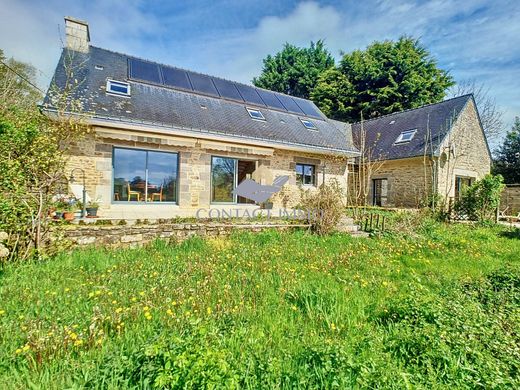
top-left (0, 218), bottom-right (519, 389)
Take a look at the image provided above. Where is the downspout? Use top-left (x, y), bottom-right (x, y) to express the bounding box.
top-left (430, 156), bottom-right (439, 208)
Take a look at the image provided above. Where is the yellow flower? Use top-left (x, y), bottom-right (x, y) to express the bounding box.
top-left (145, 314), bottom-right (152, 320)
top-left (166, 309), bottom-right (173, 316)
top-left (330, 323), bottom-right (337, 331)
top-left (206, 307), bottom-right (212, 315)
top-left (74, 340), bottom-right (83, 346)
top-left (112, 300), bottom-right (117, 305)
top-left (143, 306), bottom-right (150, 312)
top-left (139, 291), bottom-right (145, 296)
top-left (22, 345), bottom-right (30, 352)
top-left (0, 310), bottom-right (5, 315)
top-left (115, 307), bottom-right (123, 314)
top-left (64, 288), bottom-right (70, 292)
top-left (131, 297), bottom-right (137, 302)
top-left (69, 332), bottom-right (78, 340)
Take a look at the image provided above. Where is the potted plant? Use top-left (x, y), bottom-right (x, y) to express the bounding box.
top-left (86, 200), bottom-right (100, 217)
top-left (63, 204), bottom-right (77, 221)
top-left (54, 200), bottom-right (69, 220)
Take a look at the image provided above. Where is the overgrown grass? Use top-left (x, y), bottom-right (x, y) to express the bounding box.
top-left (0, 221), bottom-right (519, 388)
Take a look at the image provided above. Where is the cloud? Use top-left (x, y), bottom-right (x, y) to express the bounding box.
top-left (0, 0), bottom-right (518, 134)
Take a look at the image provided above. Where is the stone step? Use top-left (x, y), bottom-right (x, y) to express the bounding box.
top-left (349, 230), bottom-right (370, 238)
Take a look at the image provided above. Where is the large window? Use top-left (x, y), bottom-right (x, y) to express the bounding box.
top-left (372, 178), bottom-right (388, 206)
top-left (211, 156), bottom-right (256, 203)
top-left (113, 148), bottom-right (178, 203)
top-left (296, 163), bottom-right (315, 186)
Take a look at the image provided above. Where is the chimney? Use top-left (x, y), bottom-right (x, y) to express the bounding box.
top-left (64, 16), bottom-right (90, 53)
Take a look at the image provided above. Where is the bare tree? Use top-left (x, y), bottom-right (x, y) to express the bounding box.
top-left (450, 79), bottom-right (504, 141)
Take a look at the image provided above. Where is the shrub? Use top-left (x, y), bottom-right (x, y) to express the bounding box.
top-left (454, 174), bottom-right (505, 222)
top-left (299, 179), bottom-right (346, 235)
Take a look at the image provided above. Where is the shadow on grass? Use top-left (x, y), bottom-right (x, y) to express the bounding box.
top-left (499, 228), bottom-right (520, 240)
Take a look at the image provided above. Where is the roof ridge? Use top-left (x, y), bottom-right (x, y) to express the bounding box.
top-left (88, 45), bottom-right (318, 106)
top-left (352, 94), bottom-right (473, 125)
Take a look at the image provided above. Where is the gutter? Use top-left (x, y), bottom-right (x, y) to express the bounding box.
top-left (42, 108), bottom-right (361, 158)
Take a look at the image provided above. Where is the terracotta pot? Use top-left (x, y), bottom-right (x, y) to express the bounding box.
top-left (63, 212), bottom-right (75, 221)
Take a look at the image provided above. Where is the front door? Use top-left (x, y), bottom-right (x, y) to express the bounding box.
top-left (372, 178), bottom-right (388, 206)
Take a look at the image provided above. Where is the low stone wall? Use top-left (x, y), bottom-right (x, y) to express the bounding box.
top-left (61, 222), bottom-right (310, 248)
top-left (501, 185), bottom-right (520, 215)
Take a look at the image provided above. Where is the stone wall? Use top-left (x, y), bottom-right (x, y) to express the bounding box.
top-left (436, 99), bottom-right (491, 200)
top-left (65, 127), bottom-right (350, 219)
top-left (501, 185), bottom-right (520, 215)
top-left (61, 222), bottom-right (309, 248)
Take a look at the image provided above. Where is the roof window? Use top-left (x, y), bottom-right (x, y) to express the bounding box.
top-left (246, 107), bottom-right (265, 121)
top-left (300, 118), bottom-right (317, 130)
top-left (395, 129), bottom-right (417, 144)
top-left (106, 80), bottom-right (130, 97)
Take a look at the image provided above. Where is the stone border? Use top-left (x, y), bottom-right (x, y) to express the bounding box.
top-left (60, 223), bottom-right (310, 248)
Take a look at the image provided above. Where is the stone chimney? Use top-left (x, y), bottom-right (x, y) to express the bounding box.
top-left (64, 16), bottom-right (90, 53)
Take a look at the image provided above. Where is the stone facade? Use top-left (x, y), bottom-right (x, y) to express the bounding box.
top-left (65, 126), bottom-right (350, 219)
top-left (353, 99), bottom-right (491, 208)
top-left (501, 185), bottom-right (520, 215)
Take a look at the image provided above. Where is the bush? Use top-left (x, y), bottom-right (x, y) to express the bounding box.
top-left (454, 174), bottom-right (505, 222)
top-left (299, 179), bottom-right (346, 235)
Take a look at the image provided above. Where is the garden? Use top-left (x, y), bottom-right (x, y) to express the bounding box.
top-left (0, 214), bottom-right (519, 388)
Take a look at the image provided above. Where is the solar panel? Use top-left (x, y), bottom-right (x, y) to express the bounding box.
top-left (276, 94), bottom-right (304, 114)
top-left (188, 72), bottom-right (219, 97)
top-left (293, 99), bottom-right (322, 118)
top-left (256, 89), bottom-right (286, 111)
top-left (161, 66), bottom-right (192, 90)
top-left (212, 78), bottom-right (244, 102)
top-left (128, 58), bottom-right (161, 84)
top-left (235, 84), bottom-right (266, 106)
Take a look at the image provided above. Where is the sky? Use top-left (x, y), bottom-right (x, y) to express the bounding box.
top-left (1, 0), bottom-right (519, 144)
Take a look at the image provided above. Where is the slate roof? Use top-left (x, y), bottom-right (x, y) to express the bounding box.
top-left (350, 95), bottom-right (479, 161)
top-left (43, 46), bottom-right (358, 155)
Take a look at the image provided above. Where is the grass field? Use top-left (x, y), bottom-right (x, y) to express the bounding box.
top-left (1, 217), bottom-right (519, 389)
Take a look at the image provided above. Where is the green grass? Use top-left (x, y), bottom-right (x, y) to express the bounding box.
top-left (0, 220), bottom-right (519, 389)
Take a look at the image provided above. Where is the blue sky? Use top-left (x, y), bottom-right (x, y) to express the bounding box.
top-left (1, 0), bottom-right (519, 142)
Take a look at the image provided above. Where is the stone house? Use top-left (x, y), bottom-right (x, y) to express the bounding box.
top-left (42, 18), bottom-right (359, 219)
top-left (350, 95), bottom-right (492, 207)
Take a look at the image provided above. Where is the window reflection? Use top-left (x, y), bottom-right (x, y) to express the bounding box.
top-left (113, 148), bottom-right (178, 203)
top-left (211, 157), bottom-right (236, 202)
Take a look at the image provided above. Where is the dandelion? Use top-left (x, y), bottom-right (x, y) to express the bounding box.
top-left (166, 309), bottom-right (173, 316)
top-left (64, 288), bottom-right (70, 292)
top-left (115, 307), bottom-right (123, 314)
top-left (15, 349), bottom-right (22, 354)
top-left (22, 345), bottom-right (30, 352)
top-left (0, 310), bottom-right (5, 315)
top-left (69, 332), bottom-right (78, 340)
top-left (330, 323), bottom-right (336, 331)
top-left (74, 340), bottom-right (83, 346)
top-left (206, 307), bottom-right (212, 315)
top-left (131, 297), bottom-right (137, 302)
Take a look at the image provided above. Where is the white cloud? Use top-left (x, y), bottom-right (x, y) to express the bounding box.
top-left (0, 0), bottom-right (518, 134)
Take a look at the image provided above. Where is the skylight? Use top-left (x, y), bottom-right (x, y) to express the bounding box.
top-left (395, 129), bottom-right (417, 144)
top-left (300, 118), bottom-right (317, 130)
top-left (246, 107), bottom-right (265, 121)
top-left (106, 80), bottom-right (130, 96)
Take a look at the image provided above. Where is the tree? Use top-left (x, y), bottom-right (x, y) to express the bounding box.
top-left (312, 36), bottom-right (454, 122)
top-left (449, 79), bottom-right (504, 141)
top-left (252, 40), bottom-right (334, 99)
top-left (0, 49), bottom-right (89, 261)
top-left (493, 117), bottom-right (520, 183)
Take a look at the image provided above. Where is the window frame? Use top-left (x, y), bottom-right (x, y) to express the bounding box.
top-left (394, 129), bottom-right (417, 144)
top-left (295, 163), bottom-right (316, 187)
top-left (246, 107), bottom-right (266, 121)
top-left (106, 79), bottom-right (131, 97)
top-left (111, 146), bottom-right (179, 205)
top-left (210, 155), bottom-right (258, 204)
top-left (372, 178), bottom-right (388, 206)
top-left (300, 118), bottom-right (317, 130)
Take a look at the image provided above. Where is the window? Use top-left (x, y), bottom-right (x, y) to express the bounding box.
top-left (395, 129), bottom-right (417, 144)
top-left (454, 176), bottom-right (474, 200)
top-left (112, 148), bottom-right (178, 203)
top-left (106, 80), bottom-right (130, 96)
top-left (246, 107), bottom-right (265, 121)
top-left (211, 157), bottom-right (256, 203)
top-left (300, 118), bottom-right (317, 130)
top-left (372, 178), bottom-right (388, 206)
top-left (296, 163), bottom-right (316, 186)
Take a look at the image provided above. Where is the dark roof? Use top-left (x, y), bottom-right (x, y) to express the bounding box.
top-left (43, 46), bottom-right (358, 155)
top-left (350, 95), bottom-right (476, 161)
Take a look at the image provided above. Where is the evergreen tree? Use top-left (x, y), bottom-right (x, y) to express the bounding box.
top-left (494, 117), bottom-right (520, 183)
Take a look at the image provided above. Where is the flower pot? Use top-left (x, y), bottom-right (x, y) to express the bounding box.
top-left (63, 212), bottom-right (75, 221)
top-left (86, 207), bottom-right (98, 217)
top-left (54, 211), bottom-right (64, 220)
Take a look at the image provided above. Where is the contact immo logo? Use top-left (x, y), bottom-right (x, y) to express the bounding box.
top-left (196, 174), bottom-right (324, 221)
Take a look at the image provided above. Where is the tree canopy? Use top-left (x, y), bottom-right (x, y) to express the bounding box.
top-left (252, 40), bottom-right (334, 99)
top-left (312, 37), bottom-right (454, 122)
top-left (493, 117), bottom-right (520, 184)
